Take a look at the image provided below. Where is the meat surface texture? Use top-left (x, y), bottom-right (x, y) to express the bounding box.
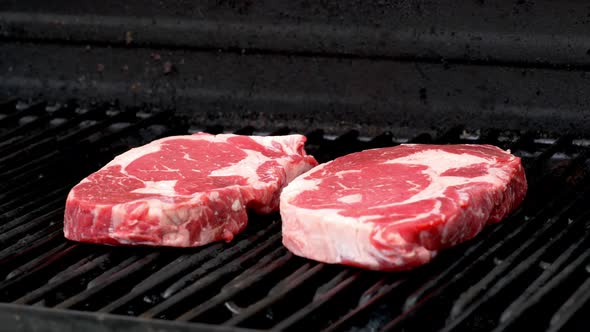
top-left (64, 133), bottom-right (317, 247)
top-left (280, 144), bottom-right (527, 271)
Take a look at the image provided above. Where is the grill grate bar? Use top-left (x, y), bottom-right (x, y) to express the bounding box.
top-left (523, 135), bottom-right (573, 172)
top-left (129, 248), bottom-right (222, 294)
top-left (0, 176), bottom-right (70, 207)
top-left (4, 242), bottom-right (78, 281)
top-left (493, 236), bottom-right (590, 331)
top-left (0, 106), bottom-right (102, 165)
top-left (52, 107), bottom-right (141, 145)
top-left (0, 108), bottom-right (98, 165)
top-left (0, 209), bottom-right (63, 245)
top-left (513, 141), bottom-right (573, 191)
top-left (547, 272), bottom-right (590, 332)
top-left (83, 109), bottom-right (174, 146)
top-left (0, 177), bottom-right (44, 202)
top-left (0, 243), bottom-right (81, 303)
top-left (220, 248), bottom-right (291, 292)
top-left (14, 252), bottom-right (112, 305)
top-left (0, 186), bottom-right (69, 216)
top-left (498, 235), bottom-right (588, 324)
top-left (441, 203), bottom-right (590, 331)
top-left (399, 219), bottom-right (515, 312)
top-left (161, 226), bottom-right (281, 300)
top-left (141, 230), bottom-right (283, 319)
top-left (86, 253), bottom-right (159, 290)
top-left (0, 108), bottom-right (168, 179)
top-left (0, 103), bottom-right (81, 156)
top-left (0, 189), bottom-right (67, 227)
top-left (222, 262), bottom-right (326, 327)
top-left (0, 102), bottom-right (47, 130)
top-left (0, 185), bottom-right (67, 219)
top-left (94, 251), bottom-right (216, 315)
top-left (394, 188), bottom-right (556, 316)
top-left (448, 206), bottom-right (587, 317)
top-left (174, 248), bottom-right (292, 322)
top-left (324, 278), bottom-right (408, 332)
top-left (98, 222), bottom-right (278, 315)
top-left (272, 269), bottom-right (361, 331)
top-left (0, 165), bottom-right (74, 198)
top-left (0, 103), bottom-right (75, 147)
top-left (0, 224), bottom-right (63, 265)
top-left (0, 151), bottom-right (63, 183)
top-left (53, 254), bottom-right (148, 309)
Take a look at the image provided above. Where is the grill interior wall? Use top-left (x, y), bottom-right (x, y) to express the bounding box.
top-left (3, 1), bottom-right (590, 136)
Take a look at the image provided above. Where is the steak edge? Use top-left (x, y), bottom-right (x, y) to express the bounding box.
top-left (280, 144), bottom-right (527, 271)
top-left (64, 133), bottom-right (317, 247)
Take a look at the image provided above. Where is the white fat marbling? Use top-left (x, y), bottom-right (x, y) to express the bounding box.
top-left (131, 180), bottom-right (178, 195)
top-left (337, 193), bottom-right (363, 204)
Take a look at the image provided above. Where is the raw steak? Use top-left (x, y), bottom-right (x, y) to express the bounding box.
top-left (280, 144), bottom-right (527, 271)
top-left (64, 133), bottom-right (317, 247)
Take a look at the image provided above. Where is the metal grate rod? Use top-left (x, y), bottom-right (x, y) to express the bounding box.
top-left (0, 209), bottom-right (63, 245)
top-left (141, 231), bottom-right (283, 319)
top-left (222, 262), bottom-right (326, 327)
top-left (273, 269), bottom-right (361, 331)
top-left (14, 252), bottom-right (112, 305)
top-left (98, 223), bottom-right (278, 314)
top-left (494, 237), bottom-right (590, 331)
top-left (548, 273), bottom-right (590, 332)
top-left (4, 242), bottom-right (78, 281)
top-left (441, 207), bottom-right (590, 331)
top-left (498, 235), bottom-right (588, 324)
top-left (175, 248), bottom-right (292, 322)
top-left (0, 102), bottom-right (47, 130)
top-left (324, 277), bottom-right (408, 332)
top-left (0, 182), bottom-right (68, 215)
top-left (53, 253), bottom-right (159, 310)
top-left (0, 224), bottom-right (63, 265)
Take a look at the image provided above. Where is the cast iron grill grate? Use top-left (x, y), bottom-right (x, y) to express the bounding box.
top-left (0, 99), bottom-right (588, 332)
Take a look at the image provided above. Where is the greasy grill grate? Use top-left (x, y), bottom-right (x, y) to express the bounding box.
top-left (0, 99), bottom-right (589, 332)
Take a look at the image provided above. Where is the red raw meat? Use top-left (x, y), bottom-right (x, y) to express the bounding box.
top-left (280, 144), bottom-right (527, 271)
top-left (64, 133), bottom-right (317, 247)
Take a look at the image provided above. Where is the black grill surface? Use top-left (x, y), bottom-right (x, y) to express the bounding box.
top-left (1, 99), bottom-right (589, 332)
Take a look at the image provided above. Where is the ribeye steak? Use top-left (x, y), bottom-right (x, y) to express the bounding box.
top-left (280, 144), bottom-right (527, 271)
top-left (64, 133), bottom-right (317, 247)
